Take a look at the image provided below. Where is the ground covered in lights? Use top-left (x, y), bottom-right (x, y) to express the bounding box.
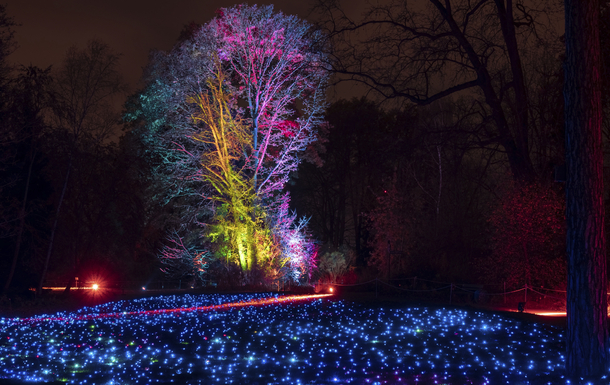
top-left (0, 293), bottom-right (594, 384)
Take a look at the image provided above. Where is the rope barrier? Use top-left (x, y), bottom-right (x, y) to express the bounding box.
top-left (329, 278), bottom-right (455, 293)
top-left (324, 277), bottom-right (610, 309)
top-left (377, 279), bottom-right (452, 292)
top-left (527, 287), bottom-right (567, 301)
top-left (471, 287), bottom-right (526, 296)
top-left (331, 279), bottom-right (378, 287)
top-left (533, 287), bottom-right (567, 293)
top-left (321, 278), bottom-right (584, 302)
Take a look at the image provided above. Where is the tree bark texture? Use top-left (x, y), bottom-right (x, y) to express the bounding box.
top-left (564, 0), bottom-right (608, 376)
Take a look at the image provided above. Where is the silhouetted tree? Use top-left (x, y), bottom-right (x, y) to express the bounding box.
top-left (39, 40), bottom-right (127, 293)
top-left (314, 0), bottom-right (563, 182)
top-left (0, 8), bottom-right (54, 293)
top-left (2, 65), bottom-right (52, 294)
top-left (0, 5), bottom-right (19, 240)
top-left (291, 98), bottom-right (401, 263)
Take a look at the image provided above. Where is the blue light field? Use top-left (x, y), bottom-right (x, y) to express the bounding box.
top-left (0, 293), bottom-right (574, 384)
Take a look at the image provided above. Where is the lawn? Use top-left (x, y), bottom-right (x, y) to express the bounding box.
top-left (0, 293), bottom-right (589, 384)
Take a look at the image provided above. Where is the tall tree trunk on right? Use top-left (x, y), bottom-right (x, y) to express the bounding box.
top-left (564, 0), bottom-right (608, 376)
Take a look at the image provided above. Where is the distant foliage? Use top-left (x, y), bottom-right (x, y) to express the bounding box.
top-left (317, 245), bottom-right (355, 283)
top-left (484, 182), bottom-right (566, 289)
top-left (367, 186), bottom-right (413, 277)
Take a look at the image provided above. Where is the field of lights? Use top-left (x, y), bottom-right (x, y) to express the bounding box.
top-left (0, 293), bottom-right (587, 384)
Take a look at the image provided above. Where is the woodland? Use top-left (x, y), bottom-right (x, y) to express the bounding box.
top-left (0, 0), bottom-right (608, 337)
top-left (2, 0), bottom-right (610, 377)
top-left (0, 0), bottom-right (607, 294)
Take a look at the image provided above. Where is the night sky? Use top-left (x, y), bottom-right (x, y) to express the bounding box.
top-left (4, 0), bottom-right (367, 96)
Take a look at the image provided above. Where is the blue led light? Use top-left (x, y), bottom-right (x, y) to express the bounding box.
top-left (0, 293), bottom-right (572, 384)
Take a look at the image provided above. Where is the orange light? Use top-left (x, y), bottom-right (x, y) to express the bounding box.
top-left (532, 311), bottom-right (565, 317)
top-left (92, 283), bottom-right (99, 290)
top-left (329, 287), bottom-right (334, 293)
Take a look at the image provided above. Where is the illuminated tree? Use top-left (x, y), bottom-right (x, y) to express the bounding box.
top-left (129, 4), bottom-right (327, 283)
top-left (206, 4), bottom-right (329, 199)
top-left (190, 68), bottom-right (274, 274)
top-left (272, 209), bottom-right (318, 283)
top-left (317, 245), bottom-right (354, 284)
top-left (138, 4), bottom-right (328, 202)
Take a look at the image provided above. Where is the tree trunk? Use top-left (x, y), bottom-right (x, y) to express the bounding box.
top-left (564, 0), bottom-right (608, 376)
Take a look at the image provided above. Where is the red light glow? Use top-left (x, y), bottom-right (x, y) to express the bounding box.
top-left (92, 284), bottom-right (99, 290)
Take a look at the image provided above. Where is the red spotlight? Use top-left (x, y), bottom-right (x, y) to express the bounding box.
top-left (329, 287), bottom-right (334, 293)
top-left (92, 283), bottom-right (99, 290)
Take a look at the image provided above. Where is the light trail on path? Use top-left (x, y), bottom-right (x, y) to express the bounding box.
top-left (6, 294), bottom-right (333, 325)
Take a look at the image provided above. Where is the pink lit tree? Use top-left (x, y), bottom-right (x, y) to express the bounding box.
top-left (203, 4), bottom-right (329, 200)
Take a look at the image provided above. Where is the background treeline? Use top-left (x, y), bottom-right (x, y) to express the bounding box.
top-left (0, 7), bottom-right (149, 294)
top-left (1, 1), bottom-right (610, 295)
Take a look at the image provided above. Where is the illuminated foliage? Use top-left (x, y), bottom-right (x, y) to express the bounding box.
top-left (276, 214), bottom-right (318, 282)
top-left (485, 182), bottom-right (566, 289)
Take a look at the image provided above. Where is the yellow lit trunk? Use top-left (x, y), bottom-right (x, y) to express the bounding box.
top-left (237, 225), bottom-right (248, 271)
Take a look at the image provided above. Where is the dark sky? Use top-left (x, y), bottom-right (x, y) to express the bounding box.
top-left (4, 0), bottom-right (349, 94)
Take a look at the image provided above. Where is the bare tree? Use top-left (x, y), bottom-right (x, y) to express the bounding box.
top-left (314, 0), bottom-right (563, 182)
